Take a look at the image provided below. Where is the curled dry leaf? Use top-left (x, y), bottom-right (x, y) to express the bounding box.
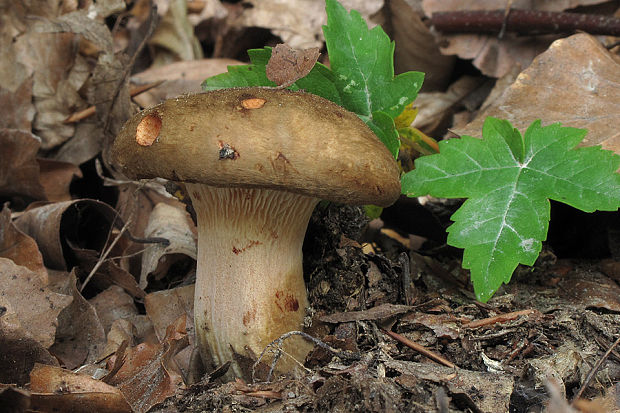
top-left (29, 363), bottom-right (132, 413)
top-left (0, 258), bottom-right (72, 348)
top-left (0, 204), bottom-right (47, 281)
top-left (388, 0), bottom-right (454, 91)
top-left (139, 202), bottom-right (197, 289)
top-left (452, 34), bottom-right (620, 152)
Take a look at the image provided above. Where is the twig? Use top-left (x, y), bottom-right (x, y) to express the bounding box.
top-left (63, 81), bottom-right (164, 124)
top-left (380, 328), bottom-right (456, 369)
top-left (431, 9), bottom-right (620, 36)
top-left (571, 334), bottom-right (620, 404)
top-left (80, 216), bottom-right (130, 292)
top-left (252, 330), bottom-right (361, 383)
top-left (462, 309), bottom-right (538, 329)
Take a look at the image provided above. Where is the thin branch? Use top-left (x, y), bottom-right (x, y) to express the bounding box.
top-left (571, 334), bottom-right (620, 404)
top-left (380, 328), bottom-right (456, 369)
top-left (431, 9), bottom-right (620, 37)
top-left (80, 216), bottom-right (130, 293)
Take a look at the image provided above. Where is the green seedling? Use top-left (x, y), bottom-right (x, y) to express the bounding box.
top-left (402, 118), bottom-right (620, 301)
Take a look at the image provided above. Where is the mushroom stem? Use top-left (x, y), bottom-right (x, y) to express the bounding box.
top-left (187, 184), bottom-right (318, 378)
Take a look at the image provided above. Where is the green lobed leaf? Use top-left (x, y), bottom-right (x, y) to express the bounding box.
top-left (323, 0), bottom-right (424, 120)
top-left (402, 117), bottom-right (620, 301)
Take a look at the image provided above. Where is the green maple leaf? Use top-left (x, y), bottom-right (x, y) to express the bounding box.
top-left (401, 118), bottom-right (620, 302)
top-left (202, 0), bottom-right (424, 158)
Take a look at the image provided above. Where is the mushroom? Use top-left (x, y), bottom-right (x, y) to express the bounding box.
top-left (111, 87), bottom-right (400, 378)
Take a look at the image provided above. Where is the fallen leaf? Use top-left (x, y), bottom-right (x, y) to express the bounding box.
top-left (89, 285), bottom-right (139, 334)
top-left (0, 204), bottom-right (47, 281)
top-left (131, 58), bottom-right (243, 107)
top-left (37, 159), bottom-right (83, 202)
top-left (266, 43), bottom-right (320, 88)
top-left (387, 0), bottom-right (454, 91)
top-left (0, 301), bottom-right (58, 386)
top-left (107, 315), bottom-right (188, 413)
top-left (320, 303), bottom-right (412, 323)
top-left (453, 34), bottom-right (620, 152)
top-left (0, 129), bottom-right (46, 203)
top-left (238, 0), bottom-right (383, 49)
top-left (29, 364), bottom-right (132, 413)
top-left (49, 271), bottom-right (107, 369)
top-left (144, 284), bottom-right (195, 343)
top-left (139, 203), bottom-right (196, 289)
top-left (386, 359), bottom-right (514, 412)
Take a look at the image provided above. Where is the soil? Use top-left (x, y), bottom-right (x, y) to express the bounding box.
top-left (154, 201), bottom-right (620, 413)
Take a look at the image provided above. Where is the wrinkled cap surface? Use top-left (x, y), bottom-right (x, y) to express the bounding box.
top-left (111, 87), bottom-right (401, 206)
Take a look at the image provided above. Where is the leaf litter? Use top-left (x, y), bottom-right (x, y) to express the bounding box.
top-left (0, 0), bottom-right (620, 412)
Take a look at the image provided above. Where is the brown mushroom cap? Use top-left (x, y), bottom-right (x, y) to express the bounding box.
top-left (111, 87), bottom-right (401, 207)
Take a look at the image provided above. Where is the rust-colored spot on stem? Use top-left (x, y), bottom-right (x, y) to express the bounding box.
top-left (136, 113), bottom-right (162, 146)
top-left (241, 98), bottom-right (267, 109)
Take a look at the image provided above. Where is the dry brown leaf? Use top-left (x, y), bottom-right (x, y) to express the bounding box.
top-left (452, 34), bottom-right (620, 152)
top-left (0, 301), bottom-right (58, 386)
top-left (0, 73), bottom-right (34, 130)
top-left (412, 76), bottom-right (485, 133)
top-left (421, 1), bottom-right (583, 78)
top-left (99, 318), bottom-right (139, 361)
top-left (14, 199), bottom-right (122, 270)
top-left (89, 285), bottom-right (139, 334)
top-left (139, 203), bottom-right (197, 289)
top-left (238, 0), bottom-right (383, 49)
top-left (388, 0), bottom-right (454, 91)
top-left (319, 303), bottom-right (412, 323)
top-left (106, 315), bottom-right (188, 413)
top-left (0, 385), bottom-right (31, 411)
top-left (144, 284), bottom-right (195, 343)
top-left (37, 158), bottom-right (83, 202)
top-left (29, 364), bottom-right (132, 413)
top-left (266, 43), bottom-right (320, 88)
top-left (144, 285), bottom-right (195, 380)
top-left (0, 129), bottom-right (46, 203)
top-left (15, 32), bottom-right (87, 149)
top-left (0, 204), bottom-right (47, 281)
top-left (149, 0), bottom-right (204, 66)
top-left (387, 359), bottom-right (514, 412)
top-left (49, 271), bottom-right (107, 370)
top-left (0, 258), bottom-right (72, 348)
top-left (131, 58), bottom-right (242, 107)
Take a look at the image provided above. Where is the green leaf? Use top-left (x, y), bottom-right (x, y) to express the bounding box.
top-left (202, 48), bottom-right (275, 90)
top-left (323, 0), bottom-right (424, 120)
top-left (402, 117), bottom-right (620, 301)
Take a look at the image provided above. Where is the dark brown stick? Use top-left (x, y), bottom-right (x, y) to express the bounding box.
top-left (431, 9), bottom-right (620, 36)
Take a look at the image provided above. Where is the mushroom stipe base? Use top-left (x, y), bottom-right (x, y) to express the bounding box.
top-left (187, 184), bottom-right (319, 378)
